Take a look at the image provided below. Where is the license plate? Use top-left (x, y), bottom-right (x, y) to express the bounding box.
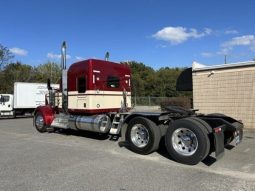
top-left (235, 135), bottom-right (240, 145)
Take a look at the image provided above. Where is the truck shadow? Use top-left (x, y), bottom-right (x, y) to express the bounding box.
top-left (52, 129), bottom-right (218, 166)
top-left (54, 129), bottom-right (110, 141)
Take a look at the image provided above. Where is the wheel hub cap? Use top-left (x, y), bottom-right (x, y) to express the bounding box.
top-left (130, 124), bottom-right (149, 148)
top-left (35, 115), bottom-right (44, 129)
top-left (172, 128), bottom-right (198, 156)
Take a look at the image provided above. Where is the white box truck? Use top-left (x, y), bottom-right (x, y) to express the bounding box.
top-left (0, 82), bottom-right (59, 118)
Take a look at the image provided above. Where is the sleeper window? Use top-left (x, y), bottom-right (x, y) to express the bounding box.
top-left (107, 76), bottom-right (120, 88)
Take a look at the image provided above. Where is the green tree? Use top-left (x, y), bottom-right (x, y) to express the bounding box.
top-left (1, 62), bottom-right (34, 93)
top-left (0, 44), bottom-right (14, 70)
top-left (34, 62), bottom-right (61, 83)
top-left (0, 61), bottom-right (62, 93)
top-left (123, 61), bottom-right (191, 97)
top-left (155, 67), bottom-right (182, 97)
top-left (124, 61), bottom-right (155, 96)
top-left (0, 44), bottom-right (14, 93)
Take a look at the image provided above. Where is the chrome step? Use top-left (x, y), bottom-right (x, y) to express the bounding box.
top-left (109, 114), bottom-right (124, 135)
top-left (51, 114), bottom-right (69, 129)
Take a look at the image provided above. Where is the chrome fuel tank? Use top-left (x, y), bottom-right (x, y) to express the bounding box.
top-left (68, 114), bottom-right (111, 133)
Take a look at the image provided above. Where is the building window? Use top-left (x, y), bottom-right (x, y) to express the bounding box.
top-left (107, 76), bottom-right (120, 88)
top-left (77, 77), bottom-right (86, 93)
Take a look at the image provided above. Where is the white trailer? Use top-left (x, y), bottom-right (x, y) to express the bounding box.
top-left (0, 82), bottom-right (59, 118)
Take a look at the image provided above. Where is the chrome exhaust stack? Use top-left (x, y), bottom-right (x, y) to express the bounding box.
top-left (61, 41), bottom-right (68, 112)
top-left (61, 41), bottom-right (67, 70)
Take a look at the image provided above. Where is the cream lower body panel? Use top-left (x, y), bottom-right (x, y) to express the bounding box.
top-left (68, 91), bottom-right (131, 110)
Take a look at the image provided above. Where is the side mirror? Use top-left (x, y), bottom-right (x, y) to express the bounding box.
top-left (47, 78), bottom-right (52, 90)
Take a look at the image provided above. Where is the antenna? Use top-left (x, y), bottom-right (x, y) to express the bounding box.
top-left (224, 55), bottom-right (227, 64)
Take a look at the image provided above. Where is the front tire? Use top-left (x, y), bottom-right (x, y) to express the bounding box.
top-left (165, 118), bottom-right (210, 165)
top-left (126, 117), bottom-right (161, 155)
top-left (34, 112), bottom-right (47, 133)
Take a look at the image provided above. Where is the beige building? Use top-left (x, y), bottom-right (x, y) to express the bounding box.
top-left (192, 61), bottom-right (255, 129)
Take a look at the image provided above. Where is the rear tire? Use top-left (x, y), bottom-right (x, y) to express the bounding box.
top-left (34, 112), bottom-right (47, 133)
top-left (126, 117), bottom-right (161, 155)
top-left (165, 118), bottom-right (210, 165)
top-left (207, 113), bottom-right (226, 117)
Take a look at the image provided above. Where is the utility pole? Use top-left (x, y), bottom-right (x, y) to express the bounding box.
top-left (50, 62), bottom-right (52, 82)
top-left (105, 52), bottom-right (109, 61)
top-left (224, 55), bottom-right (227, 64)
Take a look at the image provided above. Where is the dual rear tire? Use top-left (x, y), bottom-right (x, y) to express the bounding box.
top-left (165, 118), bottom-right (210, 165)
top-left (125, 116), bottom-right (211, 165)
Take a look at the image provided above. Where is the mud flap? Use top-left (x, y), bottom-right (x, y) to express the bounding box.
top-left (213, 125), bottom-right (225, 160)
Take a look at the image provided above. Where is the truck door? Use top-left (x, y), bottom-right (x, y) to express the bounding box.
top-left (76, 76), bottom-right (87, 109)
top-left (0, 95), bottom-right (13, 111)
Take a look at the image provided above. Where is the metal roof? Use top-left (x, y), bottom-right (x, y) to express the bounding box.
top-left (192, 60), bottom-right (255, 71)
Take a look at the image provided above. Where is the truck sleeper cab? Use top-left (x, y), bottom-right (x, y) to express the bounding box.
top-left (67, 59), bottom-right (131, 114)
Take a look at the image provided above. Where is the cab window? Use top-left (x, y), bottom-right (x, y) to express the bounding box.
top-left (0, 95), bottom-right (10, 103)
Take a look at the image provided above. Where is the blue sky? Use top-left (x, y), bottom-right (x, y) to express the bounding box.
top-left (1, 0), bottom-right (255, 69)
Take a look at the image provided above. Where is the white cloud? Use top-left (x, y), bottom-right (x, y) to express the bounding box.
top-left (220, 35), bottom-right (255, 54)
top-left (47, 53), bottom-right (71, 59)
top-left (201, 52), bottom-right (214, 57)
top-left (251, 45), bottom-right (255, 52)
top-left (204, 28), bottom-right (213, 35)
top-left (153, 26), bottom-right (212, 44)
top-left (75, 56), bottom-right (85, 60)
top-left (223, 35), bottom-right (255, 46)
top-left (10, 47), bottom-right (28, 56)
top-left (156, 44), bottom-right (167, 48)
top-left (225, 30), bottom-right (239, 35)
top-left (47, 53), bottom-right (61, 59)
top-left (217, 48), bottom-right (229, 55)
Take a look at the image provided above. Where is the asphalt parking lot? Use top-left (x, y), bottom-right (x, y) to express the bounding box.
top-left (0, 118), bottom-right (255, 191)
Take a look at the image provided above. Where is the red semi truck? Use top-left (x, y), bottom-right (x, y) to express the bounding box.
top-left (34, 42), bottom-right (243, 165)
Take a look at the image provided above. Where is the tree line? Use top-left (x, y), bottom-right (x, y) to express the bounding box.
top-left (0, 61), bottom-right (61, 93)
top-left (125, 61), bottom-right (191, 97)
top-left (0, 44), bottom-right (191, 97)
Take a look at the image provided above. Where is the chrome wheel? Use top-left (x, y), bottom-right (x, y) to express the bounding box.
top-left (171, 127), bottom-right (198, 156)
top-left (130, 124), bottom-right (150, 148)
top-left (35, 114), bottom-right (44, 130)
top-left (126, 117), bottom-right (161, 155)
